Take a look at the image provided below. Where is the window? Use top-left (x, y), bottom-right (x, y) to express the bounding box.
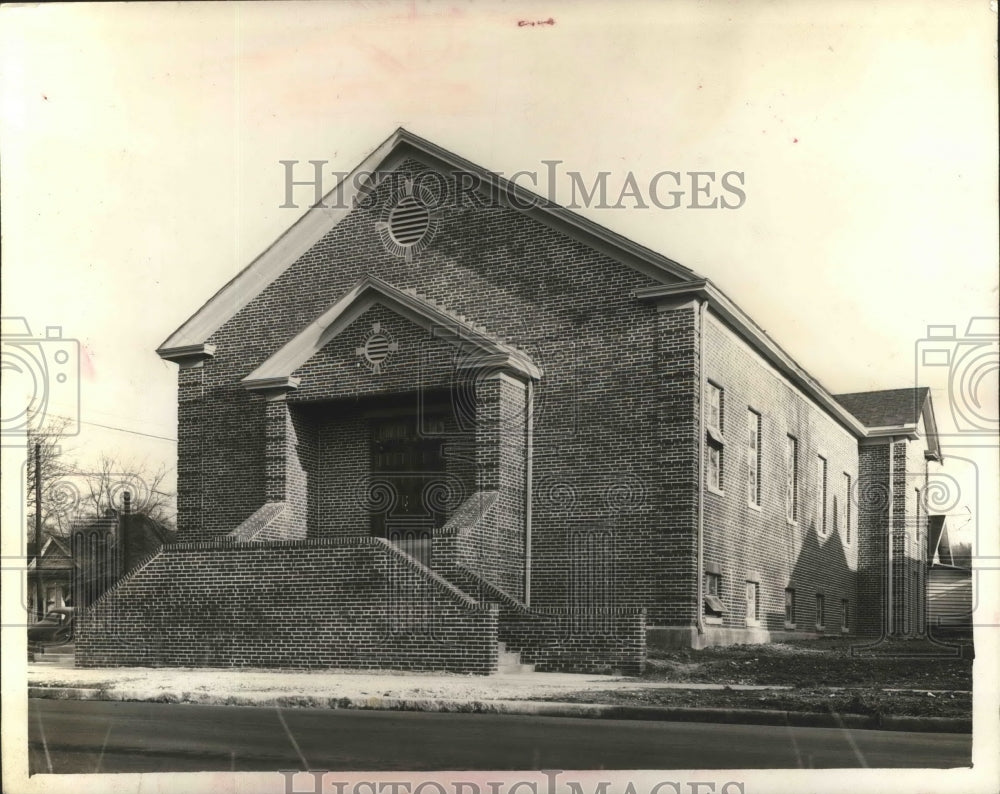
top-left (706, 382), bottom-right (723, 432)
top-left (745, 581), bottom-right (760, 626)
top-left (844, 473), bottom-right (852, 543)
top-left (815, 593), bottom-right (825, 628)
top-left (707, 443), bottom-right (723, 492)
top-left (784, 588), bottom-right (796, 627)
top-left (705, 383), bottom-right (725, 492)
top-left (703, 570), bottom-right (725, 621)
top-left (817, 456), bottom-right (828, 534)
top-left (841, 599), bottom-right (849, 633)
top-left (747, 410), bottom-right (761, 507)
top-left (785, 436), bottom-right (798, 522)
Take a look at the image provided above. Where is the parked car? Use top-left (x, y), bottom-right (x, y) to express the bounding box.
top-left (27, 606), bottom-right (75, 646)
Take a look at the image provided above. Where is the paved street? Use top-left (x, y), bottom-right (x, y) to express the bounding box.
top-left (28, 699), bottom-right (971, 773)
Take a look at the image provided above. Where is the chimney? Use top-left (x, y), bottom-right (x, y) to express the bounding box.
top-left (121, 491), bottom-right (131, 573)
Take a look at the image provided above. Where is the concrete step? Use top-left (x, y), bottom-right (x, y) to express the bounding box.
top-left (496, 647), bottom-right (534, 674)
top-left (30, 644), bottom-right (75, 664)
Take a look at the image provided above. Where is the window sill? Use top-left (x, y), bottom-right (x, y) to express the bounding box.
top-left (787, 518), bottom-right (798, 527)
top-left (784, 622), bottom-right (797, 630)
top-left (815, 624), bottom-right (826, 632)
top-left (704, 616), bottom-right (724, 625)
top-left (841, 627), bottom-right (850, 634)
top-left (707, 486), bottom-right (725, 498)
top-left (745, 620), bottom-right (761, 628)
top-left (748, 502), bottom-right (762, 512)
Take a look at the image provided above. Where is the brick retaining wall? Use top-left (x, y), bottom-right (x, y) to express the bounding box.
top-left (76, 536), bottom-right (498, 673)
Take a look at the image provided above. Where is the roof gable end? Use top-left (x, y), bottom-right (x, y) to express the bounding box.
top-left (158, 128), bottom-right (698, 357)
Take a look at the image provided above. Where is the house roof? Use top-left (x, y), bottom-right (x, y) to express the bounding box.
top-left (834, 387), bottom-right (941, 459)
top-left (834, 388), bottom-right (930, 428)
top-left (927, 514), bottom-right (950, 564)
top-left (242, 274), bottom-right (541, 397)
top-left (26, 535), bottom-right (73, 571)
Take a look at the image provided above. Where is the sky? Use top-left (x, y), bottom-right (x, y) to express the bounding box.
top-left (1, 3), bottom-right (996, 538)
top-left (0, 3), bottom-right (998, 791)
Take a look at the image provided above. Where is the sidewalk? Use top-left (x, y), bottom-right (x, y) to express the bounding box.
top-left (27, 661), bottom-right (972, 734)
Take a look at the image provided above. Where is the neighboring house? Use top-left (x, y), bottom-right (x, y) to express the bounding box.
top-left (77, 129), bottom-right (941, 674)
top-left (927, 515), bottom-right (973, 633)
top-left (26, 535), bottom-right (74, 621)
top-left (27, 513), bottom-right (175, 622)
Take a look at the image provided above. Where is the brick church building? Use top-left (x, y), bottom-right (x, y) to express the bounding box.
top-left (77, 130), bottom-right (941, 674)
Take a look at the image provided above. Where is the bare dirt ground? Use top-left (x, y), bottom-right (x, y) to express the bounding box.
top-left (622, 636), bottom-right (973, 718)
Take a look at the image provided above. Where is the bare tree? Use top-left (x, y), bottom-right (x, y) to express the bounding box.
top-left (78, 454), bottom-right (175, 525)
top-left (26, 421), bottom-right (176, 541)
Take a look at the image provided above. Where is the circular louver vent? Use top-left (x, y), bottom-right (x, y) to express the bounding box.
top-left (356, 322), bottom-right (398, 374)
top-left (388, 196), bottom-right (431, 246)
top-left (364, 334), bottom-right (392, 365)
top-left (378, 180), bottom-right (438, 260)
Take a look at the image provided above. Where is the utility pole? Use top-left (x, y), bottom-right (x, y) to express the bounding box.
top-left (35, 441), bottom-right (42, 621)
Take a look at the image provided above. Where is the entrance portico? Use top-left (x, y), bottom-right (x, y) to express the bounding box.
top-left (237, 274), bottom-right (539, 603)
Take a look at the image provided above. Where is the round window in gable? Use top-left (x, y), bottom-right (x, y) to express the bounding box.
top-left (377, 179), bottom-right (439, 261)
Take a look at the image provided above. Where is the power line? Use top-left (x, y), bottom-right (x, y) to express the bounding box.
top-left (40, 415), bottom-right (176, 442)
top-left (77, 419), bottom-right (176, 442)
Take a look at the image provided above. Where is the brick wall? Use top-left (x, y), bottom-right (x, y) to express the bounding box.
top-left (701, 313), bottom-right (859, 636)
top-left (855, 435), bottom-right (931, 638)
top-left (654, 302), bottom-right (701, 626)
top-left (857, 443), bottom-right (890, 636)
top-left (450, 565), bottom-right (646, 674)
top-left (76, 537), bottom-right (499, 674)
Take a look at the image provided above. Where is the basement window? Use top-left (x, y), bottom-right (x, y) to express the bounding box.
top-left (745, 581), bottom-right (760, 626)
top-left (703, 569), bottom-right (725, 623)
top-left (784, 587), bottom-right (796, 629)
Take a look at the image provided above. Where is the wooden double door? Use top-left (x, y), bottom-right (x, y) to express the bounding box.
top-left (370, 414), bottom-right (448, 566)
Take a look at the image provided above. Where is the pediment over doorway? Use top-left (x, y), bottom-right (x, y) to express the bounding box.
top-left (241, 274), bottom-right (541, 399)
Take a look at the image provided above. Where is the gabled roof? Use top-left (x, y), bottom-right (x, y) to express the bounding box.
top-left (241, 274), bottom-right (542, 396)
top-left (835, 387), bottom-right (930, 428)
top-left (927, 514), bottom-right (951, 565)
top-left (26, 535), bottom-right (73, 571)
top-left (835, 387), bottom-right (941, 459)
top-left (158, 129), bottom-right (942, 449)
top-left (158, 127), bottom-right (697, 358)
